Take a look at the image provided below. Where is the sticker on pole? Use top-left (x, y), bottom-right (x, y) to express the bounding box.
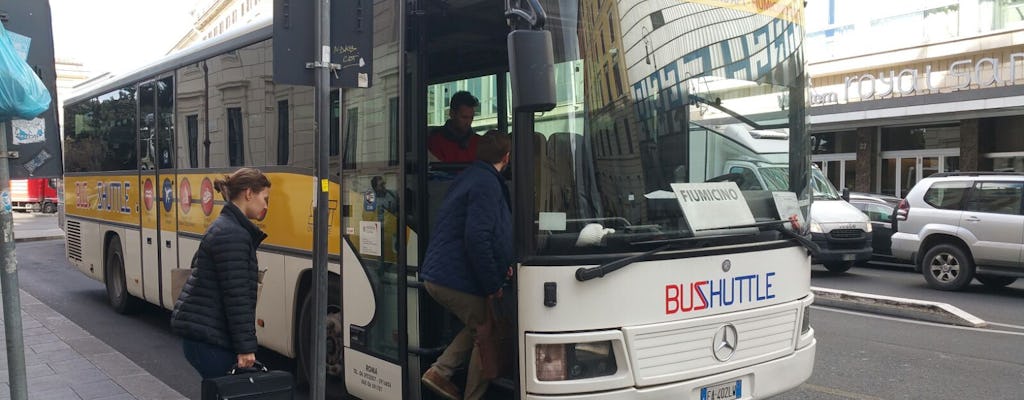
top-left (0, 191), bottom-right (11, 214)
top-left (670, 182), bottom-right (756, 236)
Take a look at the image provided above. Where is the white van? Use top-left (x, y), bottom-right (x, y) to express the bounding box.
top-left (704, 125), bottom-right (872, 273)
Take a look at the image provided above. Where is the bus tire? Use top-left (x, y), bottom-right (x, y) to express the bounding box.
top-left (42, 202), bottom-right (57, 214)
top-left (105, 238), bottom-right (142, 314)
top-left (295, 274), bottom-right (344, 395)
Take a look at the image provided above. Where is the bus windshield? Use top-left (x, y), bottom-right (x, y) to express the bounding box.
top-left (531, 2), bottom-right (810, 255)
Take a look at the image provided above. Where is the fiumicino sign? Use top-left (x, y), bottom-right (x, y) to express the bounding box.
top-left (671, 182), bottom-right (756, 236)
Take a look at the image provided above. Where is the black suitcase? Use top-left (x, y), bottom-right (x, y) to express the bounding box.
top-left (201, 362), bottom-right (294, 400)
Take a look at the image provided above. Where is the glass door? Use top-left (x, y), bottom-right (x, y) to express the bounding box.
top-left (879, 152), bottom-right (959, 197)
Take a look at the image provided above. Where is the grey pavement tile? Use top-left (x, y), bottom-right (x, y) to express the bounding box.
top-left (23, 332), bottom-right (62, 346)
top-left (92, 394), bottom-right (138, 400)
top-left (26, 373), bottom-right (68, 393)
top-left (48, 357), bottom-right (97, 374)
top-left (30, 386), bottom-right (84, 400)
top-left (66, 337), bottom-right (117, 357)
top-left (22, 326), bottom-right (54, 337)
top-left (29, 340), bottom-right (73, 354)
top-left (114, 373), bottom-right (188, 400)
top-left (72, 379), bottom-right (130, 400)
top-left (52, 325), bottom-right (93, 341)
top-left (36, 348), bottom-right (85, 363)
top-left (23, 303), bottom-right (62, 318)
top-left (61, 367), bottom-right (115, 386)
top-left (88, 353), bottom-right (145, 379)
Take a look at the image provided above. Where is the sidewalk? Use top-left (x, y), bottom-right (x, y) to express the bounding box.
top-left (0, 214), bottom-right (187, 400)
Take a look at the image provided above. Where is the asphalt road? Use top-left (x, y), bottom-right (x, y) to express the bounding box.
top-left (10, 234), bottom-right (1024, 400)
top-left (811, 261), bottom-right (1024, 327)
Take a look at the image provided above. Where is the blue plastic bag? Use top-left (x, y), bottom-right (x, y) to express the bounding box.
top-left (0, 23), bottom-right (51, 121)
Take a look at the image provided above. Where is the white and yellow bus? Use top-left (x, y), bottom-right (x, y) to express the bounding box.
top-left (62, 1), bottom-right (816, 398)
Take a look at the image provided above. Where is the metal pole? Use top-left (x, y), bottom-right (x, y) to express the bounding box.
top-left (311, 0), bottom-right (331, 398)
top-left (0, 122), bottom-right (28, 400)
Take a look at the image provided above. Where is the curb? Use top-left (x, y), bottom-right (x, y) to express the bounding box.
top-left (13, 234), bottom-right (65, 243)
top-left (811, 287), bottom-right (987, 328)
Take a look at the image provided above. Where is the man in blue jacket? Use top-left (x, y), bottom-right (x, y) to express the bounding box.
top-left (419, 130), bottom-right (513, 400)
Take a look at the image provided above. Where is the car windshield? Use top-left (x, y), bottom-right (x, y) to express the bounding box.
top-left (811, 168), bottom-right (842, 200)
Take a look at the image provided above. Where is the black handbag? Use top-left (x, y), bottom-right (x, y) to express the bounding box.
top-left (201, 361), bottom-right (294, 400)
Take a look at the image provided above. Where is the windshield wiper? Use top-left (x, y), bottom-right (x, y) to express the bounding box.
top-left (574, 220), bottom-right (821, 282)
top-left (575, 231), bottom-right (761, 282)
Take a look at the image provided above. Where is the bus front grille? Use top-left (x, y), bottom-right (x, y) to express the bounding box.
top-left (66, 220), bottom-right (82, 262)
top-left (623, 305), bottom-right (798, 387)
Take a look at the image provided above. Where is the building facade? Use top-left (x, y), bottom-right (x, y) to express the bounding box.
top-left (807, 0), bottom-right (1024, 197)
top-left (170, 0), bottom-right (271, 53)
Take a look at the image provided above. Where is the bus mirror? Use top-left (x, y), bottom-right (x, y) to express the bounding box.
top-left (508, 29), bottom-right (556, 112)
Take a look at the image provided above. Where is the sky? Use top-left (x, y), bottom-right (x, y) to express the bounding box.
top-left (49, 0), bottom-right (197, 76)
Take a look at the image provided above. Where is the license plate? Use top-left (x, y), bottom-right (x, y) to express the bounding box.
top-left (700, 380), bottom-right (741, 400)
top-left (842, 254), bottom-right (856, 261)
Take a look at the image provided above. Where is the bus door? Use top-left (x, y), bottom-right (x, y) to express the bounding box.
top-left (400, 1), bottom-right (518, 399)
top-left (138, 76), bottom-right (178, 308)
top-left (335, 2), bottom-right (406, 396)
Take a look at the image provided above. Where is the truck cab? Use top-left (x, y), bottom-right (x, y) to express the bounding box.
top-left (708, 125), bottom-right (872, 273)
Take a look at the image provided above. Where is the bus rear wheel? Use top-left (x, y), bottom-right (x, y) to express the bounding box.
top-left (296, 275), bottom-right (344, 396)
top-left (105, 238), bottom-right (142, 314)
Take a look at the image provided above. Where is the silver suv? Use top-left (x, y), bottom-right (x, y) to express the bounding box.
top-left (890, 172), bottom-right (1024, 291)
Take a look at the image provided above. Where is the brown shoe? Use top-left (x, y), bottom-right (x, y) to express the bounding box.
top-left (422, 367), bottom-right (461, 400)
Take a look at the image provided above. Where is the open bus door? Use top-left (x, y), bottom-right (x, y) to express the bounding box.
top-left (336, 1), bottom-right (553, 399)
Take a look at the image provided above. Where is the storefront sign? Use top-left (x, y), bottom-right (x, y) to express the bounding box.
top-left (811, 52), bottom-right (1024, 105)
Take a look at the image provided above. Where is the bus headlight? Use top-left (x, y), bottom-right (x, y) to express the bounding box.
top-left (536, 341), bottom-right (617, 381)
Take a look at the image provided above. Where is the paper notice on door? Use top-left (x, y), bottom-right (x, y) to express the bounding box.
top-left (359, 221), bottom-right (382, 256)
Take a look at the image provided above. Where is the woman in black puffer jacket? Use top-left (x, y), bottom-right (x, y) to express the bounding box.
top-left (171, 168), bottom-right (271, 379)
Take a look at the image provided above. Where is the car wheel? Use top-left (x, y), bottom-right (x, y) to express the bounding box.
top-left (974, 275), bottom-right (1017, 288)
top-left (41, 202), bottom-right (57, 214)
top-left (921, 243), bottom-right (975, 291)
top-left (105, 238), bottom-right (142, 314)
top-left (823, 262), bottom-right (853, 273)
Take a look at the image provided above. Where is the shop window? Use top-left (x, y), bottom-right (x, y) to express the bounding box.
top-left (881, 124), bottom-right (959, 151)
top-left (811, 131), bottom-right (857, 154)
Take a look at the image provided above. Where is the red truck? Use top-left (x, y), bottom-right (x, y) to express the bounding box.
top-left (11, 178), bottom-right (59, 213)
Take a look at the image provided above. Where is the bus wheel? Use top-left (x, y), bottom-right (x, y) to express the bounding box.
top-left (105, 238), bottom-right (142, 314)
top-left (296, 275), bottom-right (344, 395)
top-left (42, 202), bottom-right (57, 214)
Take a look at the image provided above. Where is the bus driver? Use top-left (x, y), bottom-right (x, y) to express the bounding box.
top-left (428, 90), bottom-right (481, 163)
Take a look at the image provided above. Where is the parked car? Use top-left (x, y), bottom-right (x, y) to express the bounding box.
top-left (848, 192), bottom-right (901, 260)
top-left (889, 172), bottom-right (1024, 291)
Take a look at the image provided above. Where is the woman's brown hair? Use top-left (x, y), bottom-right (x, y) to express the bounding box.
top-left (214, 168), bottom-right (271, 201)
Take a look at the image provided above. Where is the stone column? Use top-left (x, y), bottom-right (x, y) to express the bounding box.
top-left (960, 119), bottom-right (979, 172)
top-left (855, 126), bottom-right (876, 192)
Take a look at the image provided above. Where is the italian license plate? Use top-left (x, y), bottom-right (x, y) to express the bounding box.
top-left (842, 254), bottom-right (856, 261)
top-left (700, 380), bottom-right (741, 400)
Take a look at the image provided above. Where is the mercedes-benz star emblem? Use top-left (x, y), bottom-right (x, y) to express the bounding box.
top-left (712, 324), bottom-right (739, 362)
top-left (722, 259), bottom-right (732, 272)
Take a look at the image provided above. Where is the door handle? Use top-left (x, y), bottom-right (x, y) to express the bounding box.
top-left (165, 240), bottom-right (172, 248)
top-left (964, 216), bottom-right (981, 222)
top-left (146, 237), bottom-right (152, 245)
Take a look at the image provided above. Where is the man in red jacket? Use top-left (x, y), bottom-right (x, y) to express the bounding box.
top-left (428, 91), bottom-right (480, 162)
